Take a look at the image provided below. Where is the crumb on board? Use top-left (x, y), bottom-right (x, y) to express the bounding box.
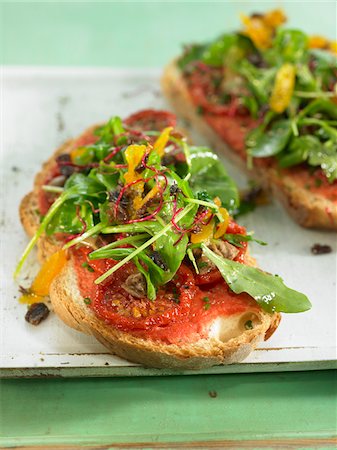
top-left (208, 390), bottom-right (217, 398)
top-left (311, 243), bottom-right (332, 255)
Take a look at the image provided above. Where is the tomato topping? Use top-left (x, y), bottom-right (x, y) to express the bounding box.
top-left (124, 109), bottom-right (177, 131)
top-left (195, 269), bottom-right (223, 286)
top-left (73, 247), bottom-right (197, 332)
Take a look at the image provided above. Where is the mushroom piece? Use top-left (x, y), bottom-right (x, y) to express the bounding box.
top-left (195, 240), bottom-right (240, 274)
top-left (209, 240), bottom-right (240, 261)
top-left (122, 273), bottom-right (147, 299)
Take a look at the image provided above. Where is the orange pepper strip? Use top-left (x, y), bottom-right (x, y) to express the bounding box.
top-left (124, 145), bottom-right (148, 184)
top-left (214, 207), bottom-right (230, 239)
top-left (19, 250), bottom-right (67, 304)
top-left (190, 220), bottom-right (214, 244)
top-left (153, 127), bottom-right (173, 157)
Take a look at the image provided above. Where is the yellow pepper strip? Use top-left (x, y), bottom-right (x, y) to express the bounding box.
top-left (190, 219), bottom-right (214, 244)
top-left (19, 250), bottom-right (67, 304)
top-left (124, 144), bottom-right (149, 212)
top-left (308, 35), bottom-right (329, 50)
top-left (191, 197), bottom-right (221, 244)
top-left (240, 9), bottom-right (286, 50)
top-left (153, 127), bottom-right (173, 157)
top-left (269, 63), bottom-right (296, 114)
top-left (214, 207), bottom-right (230, 239)
top-left (330, 41), bottom-right (337, 54)
top-left (70, 147), bottom-right (87, 163)
top-left (124, 144), bottom-right (148, 184)
top-left (240, 13), bottom-right (273, 50)
top-left (263, 9), bottom-right (287, 28)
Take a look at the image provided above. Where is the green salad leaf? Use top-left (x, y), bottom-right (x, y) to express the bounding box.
top-left (188, 146), bottom-right (239, 213)
top-left (202, 245), bottom-right (311, 313)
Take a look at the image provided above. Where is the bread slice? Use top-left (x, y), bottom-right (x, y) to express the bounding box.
top-left (50, 257), bottom-right (280, 369)
top-left (20, 118), bottom-right (280, 369)
top-left (161, 61), bottom-right (337, 230)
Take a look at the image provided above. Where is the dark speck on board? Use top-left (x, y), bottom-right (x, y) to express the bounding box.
top-left (11, 166), bottom-right (20, 172)
top-left (208, 390), bottom-right (217, 398)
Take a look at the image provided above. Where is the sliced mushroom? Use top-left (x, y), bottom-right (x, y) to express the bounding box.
top-left (122, 273), bottom-right (147, 299)
top-left (209, 240), bottom-right (240, 261)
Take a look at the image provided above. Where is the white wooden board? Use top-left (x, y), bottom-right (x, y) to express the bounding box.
top-left (1, 67), bottom-right (336, 377)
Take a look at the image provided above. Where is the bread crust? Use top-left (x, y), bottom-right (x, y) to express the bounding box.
top-left (50, 259), bottom-right (280, 369)
top-left (161, 61), bottom-right (337, 230)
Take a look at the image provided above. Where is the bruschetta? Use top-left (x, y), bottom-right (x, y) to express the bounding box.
top-left (162, 10), bottom-right (337, 229)
top-left (16, 110), bottom-right (310, 369)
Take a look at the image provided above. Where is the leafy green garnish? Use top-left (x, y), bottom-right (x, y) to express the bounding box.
top-left (188, 146), bottom-right (239, 214)
top-left (202, 244), bottom-right (311, 313)
top-left (248, 120), bottom-right (293, 158)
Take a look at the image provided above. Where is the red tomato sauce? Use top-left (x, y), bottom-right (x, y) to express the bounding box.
top-left (73, 246), bottom-right (259, 345)
top-left (281, 166), bottom-right (337, 203)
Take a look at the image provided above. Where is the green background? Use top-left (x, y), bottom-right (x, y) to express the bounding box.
top-left (1, 0), bottom-right (336, 67)
top-left (1, 0), bottom-right (337, 447)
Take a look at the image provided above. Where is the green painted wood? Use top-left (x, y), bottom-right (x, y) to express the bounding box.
top-left (1, 1), bottom-right (336, 67)
top-left (1, 371), bottom-right (337, 447)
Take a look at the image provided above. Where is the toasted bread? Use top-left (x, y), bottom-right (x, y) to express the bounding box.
top-left (19, 116), bottom-right (281, 369)
top-left (49, 257), bottom-right (280, 369)
top-left (161, 61), bottom-right (337, 230)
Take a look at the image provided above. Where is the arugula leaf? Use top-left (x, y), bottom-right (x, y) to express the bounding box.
top-left (95, 116), bottom-right (126, 145)
top-left (222, 234), bottom-right (267, 247)
top-left (177, 44), bottom-right (206, 69)
top-left (133, 257), bottom-right (156, 301)
top-left (249, 120), bottom-right (293, 158)
top-left (278, 135), bottom-right (320, 168)
top-left (271, 29), bottom-right (309, 64)
top-left (202, 244), bottom-right (311, 313)
top-left (308, 143), bottom-right (337, 182)
top-left (46, 201), bottom-right (94, 236)
top-left (153, 191), bottom-right (197, 284)
top-left (89, 169), bottom-right (119, 191)
top-left (235, 60), bottom-right (276, 105)
top-left (188, 146), bottom-right (239, 214)
top-left (201, 34), bottom-right (238, 67)
top-left (15, 173), bottom-right (107, 277)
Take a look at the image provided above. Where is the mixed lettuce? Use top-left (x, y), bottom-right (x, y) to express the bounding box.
top-left (16, 116), bottom-right (311, 313)
top-left (179, 10), bottom-right (337, 182)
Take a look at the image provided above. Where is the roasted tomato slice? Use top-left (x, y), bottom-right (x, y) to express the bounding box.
top-left (73, 247), bottom-right (196, 331)
top-left (195, 269), bottom-right (223, 286)
top-left (124, 109), bottom-right (177, 131)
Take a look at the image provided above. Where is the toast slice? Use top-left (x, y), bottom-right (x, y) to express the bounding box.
top-left (50, 257), bottom-right (280, 369)
top-left (18, 111), bottom-right (301, 370)
top-left (161, 61), bottom-right (337, 230)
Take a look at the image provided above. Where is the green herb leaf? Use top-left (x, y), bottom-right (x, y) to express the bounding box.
top-left (249, 120), bottom-right (293, 158)
top-left (188, 146), bottom-right (239, 214)
top-left (201, 244), bottom-right (311, 313)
